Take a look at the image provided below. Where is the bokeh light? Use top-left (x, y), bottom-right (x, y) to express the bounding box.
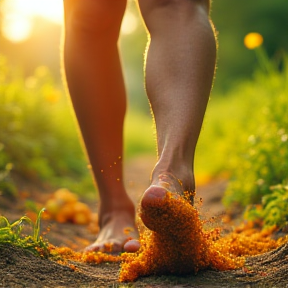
top-left (1, 0), bottom-right (138, 43)
top-left (244, 32), bottom-right (264, 50)
top-left (2, 14), bottom-right (32, 43)
top-left (1, 0), bottom-right (63, 42)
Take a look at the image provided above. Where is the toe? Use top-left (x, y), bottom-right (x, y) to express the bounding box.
top-left (84, 243), bottom-right (101, 253)
top-left (124, 239), bottom-right (140, 253)
top-left (84, 241), bottom-right (123, 254)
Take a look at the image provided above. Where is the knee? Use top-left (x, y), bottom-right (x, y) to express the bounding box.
top-left (152, 0), bottom-right (209, 8)
top-left (146, 0), bottom-right (210, 10)
top-left (139, 0), bottom-right (211, 28)
top-left (64, 0), bottom-right (126, 39)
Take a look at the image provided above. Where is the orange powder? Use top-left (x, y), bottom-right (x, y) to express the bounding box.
top-left (47, 192), bottom-right (286, 282)
top-left (49, 246), bottom-right (120, 265)
top-left (119, 192), bottom-right (286, 282)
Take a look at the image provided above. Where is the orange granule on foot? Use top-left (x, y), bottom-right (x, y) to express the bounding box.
top-left (119, 192), bottom-right (286, 282)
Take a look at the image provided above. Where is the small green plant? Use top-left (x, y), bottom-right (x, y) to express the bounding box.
top-left (244, 184), bottom-right (288, 228)
top-left (0, 208), bottom-right (49, 257)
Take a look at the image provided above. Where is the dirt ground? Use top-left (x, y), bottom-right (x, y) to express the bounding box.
top-left (1, 241), bottom-right (288, 288)
top-left (1, 156), bottom-right (288, 287)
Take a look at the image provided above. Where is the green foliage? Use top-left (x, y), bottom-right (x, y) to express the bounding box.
top-left (244, 184), bottom-right (288, 228)
top-left (223, 54), bottom-right (288, 207)
top-left (211, 0), bottom-right (288, 92)
top-left (0, 160), bottom-right (17, 198)
top-left (220, 53), bottom-right (288, 228)
top-left (124, 111), bottom-right (155, 158)
top-left (0, 208), bottom-right (49, 257)
top-left (0, 55), bottom-right (94, 195)
top-left (0, 55), bottom-right (156, 197)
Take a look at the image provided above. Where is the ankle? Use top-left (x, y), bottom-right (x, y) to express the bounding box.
top-left (151, 162), bottom-right (195, 192)
top-left (98, 199), bottom-right (136, 227)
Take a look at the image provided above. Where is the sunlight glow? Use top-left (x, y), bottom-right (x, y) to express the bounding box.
top-left (2, 0), bottom-right (138, 42)
top-left (2, 14), bottom-right (32, 43)
top-left (5, 0), bottom-right (64, 24)
top-left (2, 0), bottom-right (63, 42)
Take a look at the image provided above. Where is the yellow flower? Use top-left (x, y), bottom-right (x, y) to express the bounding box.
top-left (244, 32), bottom-right (263, 49)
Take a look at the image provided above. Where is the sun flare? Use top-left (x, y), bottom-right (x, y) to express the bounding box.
top-left (2, 0), bottom-right (138, 43)
top-left (4, 0), bottom-right (64, 24)
top-left (2, 0), bottom-right (63, 42)
top-left (2, 15), bottom-right (32, 43)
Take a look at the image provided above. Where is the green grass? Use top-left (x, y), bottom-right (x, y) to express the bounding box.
top-left (0, 208), bottom-right (49, 257)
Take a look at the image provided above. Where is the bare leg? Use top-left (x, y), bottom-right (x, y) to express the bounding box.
top-left (138, 0), bottom-right (217, 230)
top-left (63, 0), bottom-right (137, 253)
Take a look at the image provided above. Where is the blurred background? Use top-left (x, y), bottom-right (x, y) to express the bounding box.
top-left (1, 0), bottom-right (287, 96)
top-left (1, 0), bottom-right (288, 227)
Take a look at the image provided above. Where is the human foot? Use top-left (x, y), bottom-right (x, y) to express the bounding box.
top-left (140, 172), bottom-right (195, 232)
top-left (85, 210), bottom-right (138, 254)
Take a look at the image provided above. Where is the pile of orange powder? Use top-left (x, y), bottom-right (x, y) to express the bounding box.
top-left (49, 191), bottom-right (287, 282)
top-left (119, 192), bottom-right (286, 282)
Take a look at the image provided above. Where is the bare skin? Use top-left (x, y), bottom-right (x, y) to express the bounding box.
top-left (85, 210), bottom-right (138, 253)
top-left (137, 0), bottom-right (216, 235)
top-left (63, 0), bottom-right (137, 253)
top-left (63, 0), bottom-right (216, 253)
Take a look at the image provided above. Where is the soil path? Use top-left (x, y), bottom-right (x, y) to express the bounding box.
top-left (1, 155), bottom-right (288, 287)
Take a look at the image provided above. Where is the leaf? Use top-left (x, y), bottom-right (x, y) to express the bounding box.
top-left (0, 216), bottom-right (10, 228)
top-left (34, 208), bottom-right (46, 242)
